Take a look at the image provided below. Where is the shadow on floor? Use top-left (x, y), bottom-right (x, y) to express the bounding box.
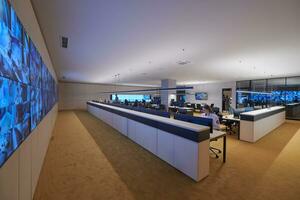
top-left (74, 110), bottom-right (300, 200)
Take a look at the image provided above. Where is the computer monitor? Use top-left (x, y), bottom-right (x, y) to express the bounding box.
top-left (233, 108), bottom-right (245, 118)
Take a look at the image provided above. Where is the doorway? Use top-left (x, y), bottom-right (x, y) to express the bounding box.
top-left (222, 88), bottom-right (232, 112)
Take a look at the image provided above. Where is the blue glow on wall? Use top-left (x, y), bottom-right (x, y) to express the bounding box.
top-left (0, 0), bottom-right (58, 167)
top-left (112, 94), bottom-right (151, 102)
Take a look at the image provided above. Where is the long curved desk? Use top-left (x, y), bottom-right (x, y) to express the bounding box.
top-left (87, 101), bottom-right (211, 181)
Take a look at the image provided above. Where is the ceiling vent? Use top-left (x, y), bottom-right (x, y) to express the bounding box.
top-left (60, 36), bottom-right (69, 48)
top-left (176, 60), bottom-right (191, 65)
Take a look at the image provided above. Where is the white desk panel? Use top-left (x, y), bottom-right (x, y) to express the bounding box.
top-left (135, 123), bottom-right (158, 155)
top-left (240, 107), bottom-right (286, 142)
top-left (157, 130), bottom-right (175, 165)
top-left (127, 119), bottom-right (137, 141)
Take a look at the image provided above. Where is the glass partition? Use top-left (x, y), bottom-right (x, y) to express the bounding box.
top-left (286, 77), bottom-right (300, 104)
top-left (251, 79), bottom-right (267, 92)
top-left (236, 77), bottom-right (300, 117)
top-left (267, 78), bottom-right (286, 106)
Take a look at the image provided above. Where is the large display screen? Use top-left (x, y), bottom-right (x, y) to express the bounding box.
top-left (0, 0), bottom-right (58, 167)
top-left (195, 92), bottom-right (208, 100)
top-left (0, 77), bottom-right (30, 166)
top-left (237, 90), bottom-right (300, 107)
top-left (112, 94), bottom-right (151, 102)
top-left (285, 91), bottom-right (300, 104)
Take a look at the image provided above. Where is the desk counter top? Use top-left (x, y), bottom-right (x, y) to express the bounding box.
top-left (286, 103), bottom-right (300, 106)
top-left (87, 101), bottom-right (210, 142)
top-left (240, 106), bottom-right (285, 121)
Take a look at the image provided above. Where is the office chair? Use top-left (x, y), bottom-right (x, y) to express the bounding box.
top-left (174, 114), bottom-right (222, 159)
top-left (210, 144), bottom-right (222, 158)
top-left (191, 103), bottom-right (196, 109)
top-left (213, 107), bottom-right (220, 114)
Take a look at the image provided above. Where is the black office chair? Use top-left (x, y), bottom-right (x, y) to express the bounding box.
top-left (210, 142), bottom-right (222, 159)
top-left (212, 107), bottom-right (220, 114)
top-left (174, 114), bottom-right (222, 159)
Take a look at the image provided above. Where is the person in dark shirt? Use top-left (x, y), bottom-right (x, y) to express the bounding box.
top-left (124, 99), bottom-right (129, 105)
top-left (134, 100), bottom-right (138, 107)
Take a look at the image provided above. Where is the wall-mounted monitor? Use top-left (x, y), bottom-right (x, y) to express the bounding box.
top-left (195, 92), bottom-right (208, 100)
top-left (0, 77), bottom-right (30, 166)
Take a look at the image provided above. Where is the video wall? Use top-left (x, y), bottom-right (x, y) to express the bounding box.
top-left (111, 94), bottom-right (151, 102)
top-left (236, 77), bottom-right (300, 108)
top-left (0, 0), bottom-right (58, 167)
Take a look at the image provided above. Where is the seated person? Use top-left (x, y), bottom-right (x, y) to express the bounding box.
top-left (201, 104), bottom-right (221, 130)
top-left (124, 99), bottom-right (129, 106)
top-left (133, 100), bottom-right (138, 107)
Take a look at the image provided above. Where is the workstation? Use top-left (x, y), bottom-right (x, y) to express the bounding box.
top-left (87, 101), bottom-right (211, 181)
top-left (87, 100), bottom-right (227, 180)
top-left (240, 106), bottom-right (286, 142)
top-left (1, 0), bottom-right (300, 200)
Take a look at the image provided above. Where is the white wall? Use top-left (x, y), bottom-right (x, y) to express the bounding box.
top-left (185, 81), bottom-right (236, 109)
top-left (58, 82), bottom-right (153, 110)
top-left (0, 1), bottom-right (58, 200)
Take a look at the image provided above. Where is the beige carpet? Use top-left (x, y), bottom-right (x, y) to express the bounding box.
top-left (34, 111), bottom-right (300, 200)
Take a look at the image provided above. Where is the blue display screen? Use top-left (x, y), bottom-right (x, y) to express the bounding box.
top-left (195, 92), bottom-right (208, 100)
top-left (30, 87), bottom-right (41, 131)
top-left (0, 0), bottom-right (58, 167)
top-left (0, 77), bottom-right (30, 165)
top-left (237, 90), bottom-right (300, 107)
top-left (285, 91), bottom-right (300, 103)
top-left (112, 94), bottom-right (151, 102)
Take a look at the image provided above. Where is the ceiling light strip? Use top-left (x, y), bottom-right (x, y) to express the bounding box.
top-left (236, 90), bottom-right (272, 95)
top-left (99, 86), bottom-right (194, 94)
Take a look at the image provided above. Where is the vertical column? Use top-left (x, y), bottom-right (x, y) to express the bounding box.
top-left (161, 79), bottom-right (177, 111)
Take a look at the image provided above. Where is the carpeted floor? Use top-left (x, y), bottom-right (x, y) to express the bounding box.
top-left (34, 111), bottom-right (300, 200)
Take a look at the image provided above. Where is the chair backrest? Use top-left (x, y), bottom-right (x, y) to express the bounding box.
top-left (196, 104), bottom-right (202, 110)
top-left (174, 113), bottom-right (213, 133)
top-left (212, 107), bottom-right (220, 114)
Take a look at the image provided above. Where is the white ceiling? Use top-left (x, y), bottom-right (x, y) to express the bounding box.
top-left (31, 0), bottom-right (300, 86)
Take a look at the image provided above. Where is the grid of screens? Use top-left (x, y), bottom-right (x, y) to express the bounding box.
top-left (236, 77), bottom-right (300, 108)
top-left (0, 0), bottom-right (58, 167)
